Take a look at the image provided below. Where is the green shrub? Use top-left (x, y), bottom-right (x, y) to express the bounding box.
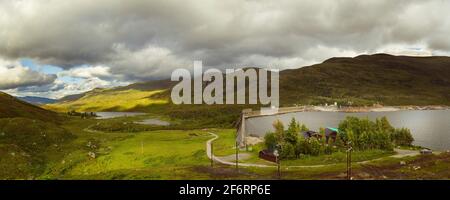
top-left (295, 138), bottom-right (307, 157)
top-left (264, 132), bottom-right (277, 151)
top-left (280, 142), bottom-right (296, 159)
top-left (323, 144), bottom-right (334, 155)
top-left (266, 116), bottom-right (407, 159)
top-left (338, 116), bottom-right (403, 151)
top-left (308, 138), bottom-right (323, 156)
top-left (391, 128), bottom-right (414, 146)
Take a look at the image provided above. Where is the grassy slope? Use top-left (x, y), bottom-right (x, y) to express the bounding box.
top-left (280, 54), bottom-right (450, 106)
top-left (0, 92), bottom-right (60, 122)
top-left (0, 93), bottom-right (75, 179)
top-left (45, 89), bottom-right (168, 112)
top-left (0, 118), bottom-right (74, 179)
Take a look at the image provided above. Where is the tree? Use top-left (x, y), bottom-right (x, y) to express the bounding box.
top-left (300, 123), bottom-right (308, 132)
top-left (285, 118), bottom-right (300, 145)
top-left (392, 128), bottom-right (414, 146)
top-left (272, 119), bottom-right (285, 143)
top-left (376, 116), bottom-right (394, 133)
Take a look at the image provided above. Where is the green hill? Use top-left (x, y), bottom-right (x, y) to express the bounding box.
top-left (0, 93), bottom-right (75, 179)
top-left (0, 92), bottom-right (60, 122)
top-left (279, 54), bottom-right (450, 106)
top-left (52, 54), bottom-right (450, 108)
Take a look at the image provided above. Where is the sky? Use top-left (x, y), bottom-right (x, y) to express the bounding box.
top-left (1, 0), bottom-right (450, 99)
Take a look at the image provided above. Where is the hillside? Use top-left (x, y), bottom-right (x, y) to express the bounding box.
top-left (279, 54), bottom-right (450, 106)
top-left (0, 93), bottom-right (73, 179)
top-left (0, 92), bottom-right (60, 122)
top-left (45, 89), bottom-right (168, 112)
top-left (0, 118), bottom-right (74, 179)
top-left (52, 54), bottom-right (450, 108)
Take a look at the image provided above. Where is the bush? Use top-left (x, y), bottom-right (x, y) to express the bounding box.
top-left (308, 138), bottom-right (323, 156)
top-left (264, 116), bottom-right (409, 160)
top-left (391, 128), bottom-right (414, 146)
top-left (339, 116), bottom-right (398, 151)
top-left (280, 142), bottom-right (296, 159)
top-left (323, 144), bottom-right (334, 155)
top-left (264, 132), bottom-right (277, 151)
top-left (295, 138), bottom-right (308, 156)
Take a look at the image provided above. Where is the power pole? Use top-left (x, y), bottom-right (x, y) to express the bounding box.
top-left (210, 142), bottom-right (214, 167)
top-left (277, 157), bottom-right (281, 179)
top-left (347, 142), bottom-right (353, 180)
top-left (235, 141), bottom-right (239, 171)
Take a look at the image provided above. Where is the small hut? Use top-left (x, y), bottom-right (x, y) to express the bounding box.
top-left (325, 127), bottom-right (339, 144)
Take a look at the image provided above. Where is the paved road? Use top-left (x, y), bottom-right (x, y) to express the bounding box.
top-left (206, 132), bottom-right (277, 168)
top-left (206, 132), bottom-right (421, 168)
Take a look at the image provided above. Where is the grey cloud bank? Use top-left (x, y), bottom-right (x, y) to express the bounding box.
top-left (0, 0), bottom-right (449, 97)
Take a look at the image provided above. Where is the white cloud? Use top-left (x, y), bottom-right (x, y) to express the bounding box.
top-left (0, 58), bottom-right (56, 90)
top-left (58, 65), bottom-right (113, 79)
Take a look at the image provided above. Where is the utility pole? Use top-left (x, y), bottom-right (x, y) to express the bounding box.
top-left (235, 141), bottom-right (239, 171)
top-left (347, 141), bottom-right (353, 180)
top-left (210, 141), bottom-right (214, 167)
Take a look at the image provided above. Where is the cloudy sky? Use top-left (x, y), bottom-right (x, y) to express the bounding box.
top-left (1, 0), bottom-right (450, 98)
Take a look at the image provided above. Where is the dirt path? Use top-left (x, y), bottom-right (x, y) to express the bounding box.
top-left (391, 148), bottom-right (420, 158)
top-left (206, 132), bottom-right (277, 168)
top-left (206, 132), bottom-right (421, 168)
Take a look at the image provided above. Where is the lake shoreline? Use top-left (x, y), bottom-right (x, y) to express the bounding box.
top-left (246, 105), bottom-right (450, 117)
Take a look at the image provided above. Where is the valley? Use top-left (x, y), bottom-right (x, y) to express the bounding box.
top-left (1, 54), bottom-right (450, 180)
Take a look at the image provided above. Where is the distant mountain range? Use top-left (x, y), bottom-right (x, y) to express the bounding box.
top-left (17, 96), bottom-right (56, 105)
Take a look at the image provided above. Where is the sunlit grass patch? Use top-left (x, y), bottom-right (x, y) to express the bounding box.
top-left (46, 89), bottom-right (168, 112)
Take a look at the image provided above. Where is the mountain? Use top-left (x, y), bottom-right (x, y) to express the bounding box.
top-left (17, 96), bottom-right (56, 105)
top-left (0, 92), bottom-right (60, 122)
top-left (279, 54), bottom-right (450, 105)
top-left (53, 54), bottom-right (450, 109)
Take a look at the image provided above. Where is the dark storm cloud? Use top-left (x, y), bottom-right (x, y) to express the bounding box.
top-left (0, 0), bottom-right (449, 81)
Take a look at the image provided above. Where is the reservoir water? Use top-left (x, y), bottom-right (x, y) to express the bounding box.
top-left (245, 110), bottom-right (450, 150)
top-left (95, 112), bottom-right (146, 119)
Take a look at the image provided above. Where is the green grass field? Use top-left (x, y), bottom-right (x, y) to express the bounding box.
top-left (2, 114), bottom-right (449, 180)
